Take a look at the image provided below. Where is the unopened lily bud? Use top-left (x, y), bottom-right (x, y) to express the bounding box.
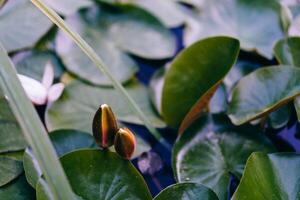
top-left (92, 104), bottom-right (118, 148)
top-left (114, 128), bottom-right (136, 160)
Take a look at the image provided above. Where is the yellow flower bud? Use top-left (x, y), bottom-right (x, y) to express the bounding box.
top-left (92, 104), bottom-right (118, 148)
top-left (114, 128), bottom-right (136, 160)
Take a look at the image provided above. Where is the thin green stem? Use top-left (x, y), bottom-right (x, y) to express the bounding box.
top-left (31, 0), bottom-right (170, 149)
top-left (0, 44), bottom-right (75, 200)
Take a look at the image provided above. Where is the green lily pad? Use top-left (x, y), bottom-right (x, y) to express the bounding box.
top-left (0, 157), bottom-right (23, 187)
top-left (228, 66), bottom-right (300, 125)
top-left (130, 0), bottom-right (186, 27)
top-left (173, 114), bottom-right (275, 200)
top-left (13, 50), bottom-right (64, 81)
top-left (268, 104), bottom-right (291, 129)
top-left (44, 0), bottom-right (93, 16)
top-left (0, 0), bottom-right (52, 52)
top-left (0, 90), bottom-right (27, 153)
top-left (273, 37), bottom-right (300, 123)
top-left (162, 36), bottom-right (239, 132)
top-left (23, 129), bottom-right (98, 188)
top-left (49, 129), bottom-right (98, 157)
top-left (154, 183), bottom-right (219, 200)
top-left (46, 80), bottom-right (165, 131)
top-left (184, 0), bottom-right (284, 58)
top-left (56, 3), bottom-right (175, 85)
top-left (0, 175), bottom-right (35, 200)
top-left (209, 84), bottom-right (227, 114)
top-left (274, 37), bottom-right (300, 67)
top-left (232, 152), bottom-right (300, 200)
top-left (36, 149), bottom-right (152, 200)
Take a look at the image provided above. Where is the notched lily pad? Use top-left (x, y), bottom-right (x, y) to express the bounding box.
top-left (162, 36), bottom-right (239, 132)
top-left (173, 114), bottom-right (275, 200)
top-left (228, 66), bottom-right (300, 125)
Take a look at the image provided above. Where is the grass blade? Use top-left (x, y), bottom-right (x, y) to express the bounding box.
top-left (31, 0), bottom-right (170, 149)
top-left (0, 44), bottom-right (75, 200)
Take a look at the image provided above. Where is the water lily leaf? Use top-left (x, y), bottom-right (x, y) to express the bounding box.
top-left (268, 104), bottom-right (291, 129)
top-left (13, 50), bottom-right (64, 81)
top-left (46, 80), bottom-right (165, 131)
top-left (129, 0), bottom-right (186, 27)
top-left (154, 183), bottom-right (219, 200)
top-left (0, 157), bottom-right (23, 187)
top-left (228, 66), bottom-right (300, 125)
top-left (0, 90), bottom-right (26, 153)
top-left (274, 37), bottom-right (300, 67)
top-left (184, 0), bottom-right (284, 58)
top-left (36, 149), bottom-right (152, 200)
top-left (0, 0), bottom-right (52, 52)
top-left (162, 36), bottom-right (239, 132)
top-left (49, 129), bottom-right (98, 157)
top-left (44, 0), bottom-right (93, 16)
top-left (56, 3), bottom-right (175, 85)
top-left (173, 114), bottom-right (275, 200)
top-left (232, 152), bottom-right (300, 200)
top-left (23, 129), bottom-right (97, 188)
top-left (209, 84), bottom-right (227, 114)
top-left (224, 60), bottom-right (261, 93)
top-left (273, 37), bottom-right (300, 123)
top-left (0, 175), bottom-right (35, 200)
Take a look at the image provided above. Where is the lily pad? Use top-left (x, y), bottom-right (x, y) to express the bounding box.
top-left (184, 0), bottom-right (284, 58)
top-left (23, 129), bottom-right (97, 188)
top-left (0, 157), bottom-right (23, 187)
top-left (129, 0), bottom-right (186, 27)
top-left (228, 66), bottom-right (300, 125)
top-left (154, 183), bottom-right (219, 200)
top-left (274, 37), bottom-right (300, 67)
top-left (232, 152), bottom-right (300, 200)
top-left (56, 3), bottom-right (175, 85)
top-left (162, 36), bottom-right (239, 132)
top-left (13, 50), bottom-right (64, 81)
top-left (0, 90), bottom-right (27, 153)
top-left (0, 175), bottom-right (35, 200)
top-left (36, 149), bottom-right (152, 200)
top-left (44, 0), bottom-right (93, 16)
top-left (173, 114), bottom-right (275, 200)
top-left (0, 0), bottom-right (52, 52)
top-left (46, 80), bottom-right (165, 131)
top-left (273, 37), bottom-right (300, 123)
